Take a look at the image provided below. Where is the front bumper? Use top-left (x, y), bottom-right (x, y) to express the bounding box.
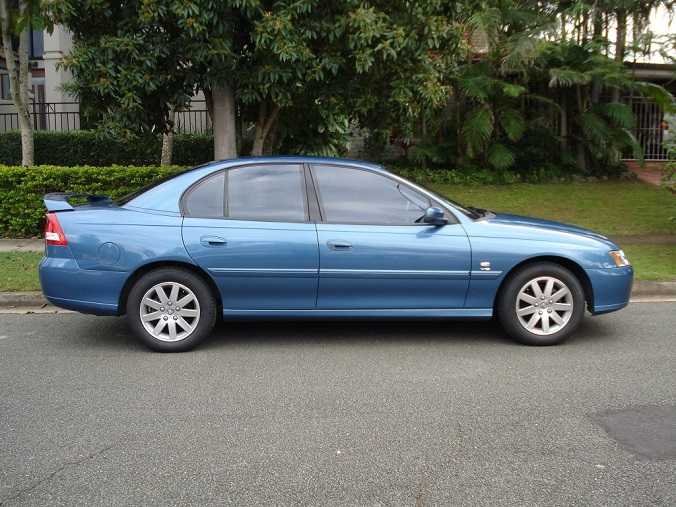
top-left (585, 266), bottom-right (633, 315)
top-left (39, 246), bottom-right (126, 315)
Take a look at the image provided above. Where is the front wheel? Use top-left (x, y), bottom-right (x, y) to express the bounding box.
top-left (497, 263), bottom-right (586, 346)
top-left (126, 268), bottom-right (217, 352)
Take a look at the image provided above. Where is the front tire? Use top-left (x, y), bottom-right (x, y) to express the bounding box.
top-left (126, 268), bottom-right (217, 352)
top-left (497, 262), bottom-right (586, 346)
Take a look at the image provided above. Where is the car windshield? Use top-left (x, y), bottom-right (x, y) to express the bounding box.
top-left (403, 181), bottom-right (485, 220)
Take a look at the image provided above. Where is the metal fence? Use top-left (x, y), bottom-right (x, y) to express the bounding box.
top-left (0, 98), bottom-right (669, 159)
top-left (0, 100), bottom-right (212, 134)
top-left (0, 101), bottom-right (80, 132)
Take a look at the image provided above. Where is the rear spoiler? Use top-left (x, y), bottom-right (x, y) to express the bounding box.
top-left (43, 192), bottom-right (113, 212)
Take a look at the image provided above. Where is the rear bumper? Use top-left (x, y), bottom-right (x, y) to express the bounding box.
top-left (39, 248), bottom-right (126, 316)
top-left (586, 266), bottom-right (633, 315)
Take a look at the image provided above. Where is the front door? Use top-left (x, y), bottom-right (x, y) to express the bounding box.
top-left (182, 163), bottom-right (318, 309)
top-left (311, 164), bottom-right (471, 309)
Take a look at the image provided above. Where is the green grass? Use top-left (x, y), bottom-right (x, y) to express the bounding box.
top-left (432, 181), bottom-right (676, 237)
top-left (0, 244), bottom-right (672, 293)
top-left (623, 245), bottom-right (676, 281)
top-left (0, 252), bottom-right (43, 291)
top-left (1, 181), bottom-right (674, 291)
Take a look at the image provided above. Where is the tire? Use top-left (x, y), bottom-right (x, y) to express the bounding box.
top-left (497, 262), bottom-right (586, 346)
top-left (126, 267), bottom-right (217, 352)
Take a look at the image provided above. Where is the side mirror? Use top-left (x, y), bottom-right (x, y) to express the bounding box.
top-left (423, 206), bottom-right (447, 225)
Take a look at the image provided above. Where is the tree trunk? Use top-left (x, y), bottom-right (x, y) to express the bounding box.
top-left (612, 9), bottom-right (627, 103)
top-left (161, 106), bottom-right (176, 166)
top-left (560, 94), bottom-right (568, 152)
top-left (264, 119), bottom-right (279, 155)
top-left (0, 0), bottom-right (34, 166)
top-left (251, 102), bottom-right (280, 156)
top-left (212, 83), bottom-right (237, 159)
top-left (576, 141), bottom-right (587, 172)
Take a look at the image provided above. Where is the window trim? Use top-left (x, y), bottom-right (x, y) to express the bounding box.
top-left (308, 163), bottom-right (459, 227)
top-left (180, 162), bottom-right (310, 223)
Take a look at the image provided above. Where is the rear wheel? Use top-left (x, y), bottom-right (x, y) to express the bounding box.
top-left (126, 268), bottom-right (217, 352)
top-left (497, 262), bottom-right (586, 346)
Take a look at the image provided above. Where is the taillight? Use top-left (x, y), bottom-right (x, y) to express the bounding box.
top-left (44, 212), bottom-right (68, 246)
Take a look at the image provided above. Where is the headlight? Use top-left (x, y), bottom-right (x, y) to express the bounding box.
top-left (609, 250), bottom-right (630, 267)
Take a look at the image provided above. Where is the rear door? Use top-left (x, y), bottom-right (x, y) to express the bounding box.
top-left (182, 163), bottom-right (319, 309)
top-left (310, 164), bottom-right (471, 309)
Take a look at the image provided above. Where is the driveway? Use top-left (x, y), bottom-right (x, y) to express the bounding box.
top-left (1, 304), bottom-right (674, 505)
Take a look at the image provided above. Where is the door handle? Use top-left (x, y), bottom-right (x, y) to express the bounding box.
top-left (200, 235), bottom-right (227, 247)
top-left (327, 240), bottom-right (352, 250)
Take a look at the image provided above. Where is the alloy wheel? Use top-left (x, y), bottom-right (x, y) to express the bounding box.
top-left (515, 276), bottom-right (574, 336)
top-left (139, 282), bottom-right (201, 342)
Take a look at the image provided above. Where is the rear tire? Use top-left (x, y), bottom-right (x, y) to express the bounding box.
top-left (497, 262), bottom-right (585, 346)
top-left (126, 268), bottom-right (217, 352)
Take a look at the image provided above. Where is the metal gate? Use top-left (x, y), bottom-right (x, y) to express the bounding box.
top-left (623, 95), bottom-right (669, 160)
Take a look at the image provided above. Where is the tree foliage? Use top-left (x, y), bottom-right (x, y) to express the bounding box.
top-left (49, 0), bottom-right (460, 158)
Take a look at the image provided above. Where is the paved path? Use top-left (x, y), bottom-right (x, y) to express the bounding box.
top-left (0, 239), bottom-right (42, 252)
top-left (0, 304), bottom-right (674, 505)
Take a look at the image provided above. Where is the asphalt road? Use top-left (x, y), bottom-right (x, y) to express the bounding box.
top-left (1, 304), bottom-right (675, 506)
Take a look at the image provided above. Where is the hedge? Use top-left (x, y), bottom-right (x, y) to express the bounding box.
top-left (0, 163), bottom-right (611, 238)
top-left (0, 130), bottom-right (213, 166)
top-left (0, 165), bottom-right (182, 238)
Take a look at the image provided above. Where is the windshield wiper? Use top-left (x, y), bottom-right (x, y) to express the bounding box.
top-left (467, 206), bottom-right (493, 219)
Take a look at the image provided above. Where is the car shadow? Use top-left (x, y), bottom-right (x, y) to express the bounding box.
top-left (73, 312), bottom-right (617, 352)
top-left (198, 318), bottom-right (513, 350)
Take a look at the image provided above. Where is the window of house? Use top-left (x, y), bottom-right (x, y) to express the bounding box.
top-left (30, 29), bottom-right (44, 59)
top-left (0, 74), bottom-right (10, 100)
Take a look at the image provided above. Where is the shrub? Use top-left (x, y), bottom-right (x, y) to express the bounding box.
top-left (0, 162), bottom-right (593, 238)
top-left (388, 165), bottom-right (575, 185)
top-left (0, 165), bottom-right (182, 238)
top-left (0, 130), bottom-right (213, 166)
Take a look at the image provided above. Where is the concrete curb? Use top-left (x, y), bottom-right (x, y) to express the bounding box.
top-left (1, 281), bottom-right (675, 309)
top-left (0, 292), bottom-right (49, 307)
top-left (631, 280), bottom-right (676, 297)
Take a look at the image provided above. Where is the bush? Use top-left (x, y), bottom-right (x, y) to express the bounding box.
top-left (0, 165), bottom-right (182, 237)
top-left (0, 130), bottom-right (213, 166)
top-left (389, 165), bottom-right (575, 185)
top-left (0, 162), bottom-right (600, 238)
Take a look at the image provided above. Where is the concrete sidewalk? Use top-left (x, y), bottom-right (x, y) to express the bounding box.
top-left (0, 239), bottom-right (43, 252)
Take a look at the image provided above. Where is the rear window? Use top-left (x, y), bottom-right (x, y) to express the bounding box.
top-left (116, 167), bottom-right (198, 206)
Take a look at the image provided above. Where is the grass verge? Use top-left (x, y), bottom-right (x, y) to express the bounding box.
top-left (432, 182), bottom-right (676, 236)
top-left (0, 246), bottom-right (672, 293)
top-left (0, 251), bottom-right (43, 291)
top-left (622, 244), bottom-right (676, 281)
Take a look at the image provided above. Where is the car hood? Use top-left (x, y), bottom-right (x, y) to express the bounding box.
top-left (486, 213), bottom-right (615, 245)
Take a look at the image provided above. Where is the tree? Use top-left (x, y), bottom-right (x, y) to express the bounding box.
top-left (50, 1), bottom-right (460, 161)
top-left (0, 0), bottom-right (37, 166)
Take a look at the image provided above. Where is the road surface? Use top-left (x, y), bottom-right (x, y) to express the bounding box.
top-left (1, 303), bottom-right (674, 505)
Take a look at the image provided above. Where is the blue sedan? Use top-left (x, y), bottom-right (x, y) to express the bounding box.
top-left (39, 157), bottom-right (633, 351)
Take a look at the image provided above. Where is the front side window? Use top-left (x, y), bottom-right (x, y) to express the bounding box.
top-left (312, 165), bottom-right (431, 225)
top-left (226, 164), bottom-right (306, 222)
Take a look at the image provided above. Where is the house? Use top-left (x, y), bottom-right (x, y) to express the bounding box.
top-left (0, 24), bottom-right (79, 131)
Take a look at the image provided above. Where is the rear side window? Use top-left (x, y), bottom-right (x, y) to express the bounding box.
top-left (226, 164), bottom-right (306, 222)
top-left (183, 171), bottom-right (225, 218)
top-left (312, 164), bottom-right (431, 225)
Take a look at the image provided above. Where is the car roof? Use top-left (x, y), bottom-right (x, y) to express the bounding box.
top-left (123, 156), bottom-right (387, 214)
top-left (198, 156), bottom-right (383, 171)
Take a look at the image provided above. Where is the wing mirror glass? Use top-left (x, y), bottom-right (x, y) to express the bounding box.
top-left (423, 206), bottom-right (447, 225)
